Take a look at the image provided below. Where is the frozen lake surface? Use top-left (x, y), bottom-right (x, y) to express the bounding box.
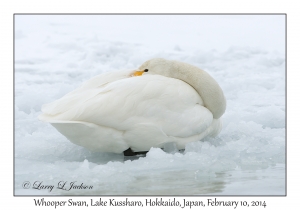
top-left (14, 15), bottom-right (285, 195)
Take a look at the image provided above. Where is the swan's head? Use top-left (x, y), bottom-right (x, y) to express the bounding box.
top-left (132, 58), bottom-right (173, 77)
top-left (132, 58), bottom-right (226, 119)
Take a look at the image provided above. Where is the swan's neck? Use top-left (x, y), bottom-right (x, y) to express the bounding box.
top-left (170, 62), bottom-right (226, 119)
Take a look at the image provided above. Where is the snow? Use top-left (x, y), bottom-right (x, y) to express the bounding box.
top-left (14, 15), bottom-right (285, 195)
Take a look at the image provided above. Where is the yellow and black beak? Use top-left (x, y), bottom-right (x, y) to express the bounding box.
top-left (132, 69), bottom-right (148, 77)
top-left (132, 71), bottom-right (144, 76)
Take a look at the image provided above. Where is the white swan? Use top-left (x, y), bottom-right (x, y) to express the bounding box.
top-left (39, 58), bottom-right (226, 154)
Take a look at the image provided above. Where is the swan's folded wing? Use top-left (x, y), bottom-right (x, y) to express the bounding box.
top-left (40, 69), bottom-right (134, 116)
top-left (49, 121), bottom-right (128, 153)
top-left (39, 74), bottom-right (217, 152)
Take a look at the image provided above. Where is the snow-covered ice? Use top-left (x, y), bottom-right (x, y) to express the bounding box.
top-left (14, 15), bottom-right (285, 195)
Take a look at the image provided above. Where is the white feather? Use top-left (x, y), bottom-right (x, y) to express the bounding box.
top-left (39, 60), bottom-right (224, 153)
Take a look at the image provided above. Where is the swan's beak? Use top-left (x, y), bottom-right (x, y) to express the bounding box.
top-left (132, 70), bottom-right (144, 77)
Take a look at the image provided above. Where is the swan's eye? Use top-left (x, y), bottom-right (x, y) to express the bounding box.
top-left (144, 69), bottom-right (149, 72)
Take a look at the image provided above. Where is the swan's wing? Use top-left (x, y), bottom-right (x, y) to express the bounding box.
top-left (50, 121), bottom-right (128, 153)
top-left (40, 73), bottom-right (217, 152)
top-left (40, 69), bottom-right (134, 116)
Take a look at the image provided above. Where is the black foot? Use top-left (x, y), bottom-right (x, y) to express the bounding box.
top-left (123, 148), bottom-right (136, 156)
top-left (123, 148), bottom-right (148, 156)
